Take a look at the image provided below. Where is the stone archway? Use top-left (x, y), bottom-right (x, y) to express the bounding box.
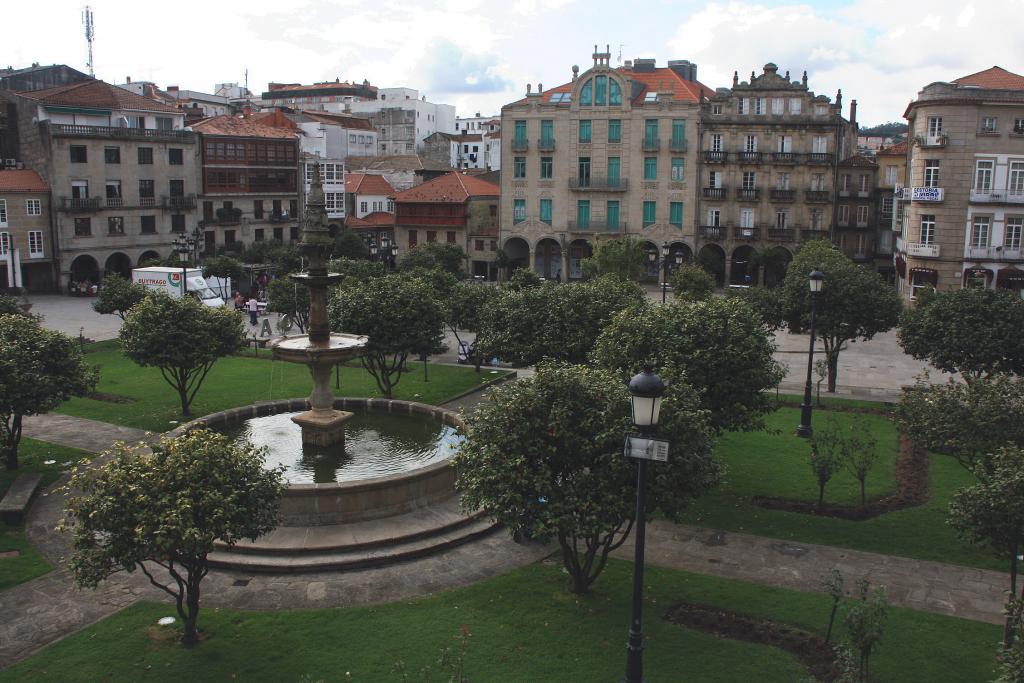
top-left (502, 237), bottom-right (530, 279)
top-left (568, 239), bottom-right (592, 280)
top-left (762, 246), bottom-right (793, 288)
top-left (697, 244), bottom-right (726, 287)
top-left (668, 242), bottom-right (693, 276)
top-left (69, 254), bottom-right (100, 284)
top-left (138, 250), bottom-right (162, 267)
top-left (642, 240), bottom-right (661, 280)
top-left (731, 245), bottom-right (757, 286)
top-left (535, 238), bottom-right (562, 280)
top-left (104, 252), bottom-right (133, 279)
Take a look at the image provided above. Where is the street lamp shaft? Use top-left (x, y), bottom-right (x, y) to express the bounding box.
top-left (797, 296), bottom-right (818, 437)
top-left (624, 455), bottom-right (648, 683)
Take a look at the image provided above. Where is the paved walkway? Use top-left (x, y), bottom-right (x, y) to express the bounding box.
top-left (21, 413), bottom-right (150, 453)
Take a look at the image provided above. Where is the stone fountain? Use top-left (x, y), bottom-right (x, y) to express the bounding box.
top-left (271, 163), bottom-right (368, 447)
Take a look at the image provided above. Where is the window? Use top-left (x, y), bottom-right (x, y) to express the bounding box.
top-left (359, 200), bottom-right (368, 214)
top-left (1006, 217), bottom-right (1023, 250)
top-left (859, 174), bottom-right (870, 192)
top-left (776, 172), bottom-right (790, 190)
top-left (708, 171), bottom-right (722, 189)
top-left (70, 145), bottom-right (87, 163)
top-left (643, 201), bottom-right (656, 227)
top-left (920, 215), bottom-right (936, 245)
top-left (609, 79), bottom-right (622, 105)
top-left (156, 117), bottom-right (173, 130)
top-left (273, 227), bottom-right (284, 241)
top-left (595, 75), bottom-right (607, 105)
top-left (25, 199), bottom-right (41, 216)
top-left (1011, 162), bottom-right (1024, 195)
top-left (71, 180), bottom-right (89, 199)
top-left (789, 98), bottom-right (802, 115)
top-left (168, 148), bottom-right (183, 165)
top-left (105, 180), bottom-right (122, 203)
top-left (540, 119), bottom-right (553, 145)
top-left (605, 201), bottom-right (618, 229)
top-left (169, 179), bottom-right (184, 197)
top-left (446, 231), bottom-right (456, 244)
top-left (539, 198), bottom-right (552, 225)
top-left (857, 205), bottom-right (870, 224)
top-left (387, 200), bottom-right (394, 212)
top-left (578, 157), bottom-right (592, 185)
top-left (540, 157), bottom-right (553, 179)
top-left (514, 120), bottom-right (527, 145)
top-left (0, 200), bottom-right (5, 225)
top-left (580, 80), bottom-right (592, 106)
top-left (104, 146), bottom-right (120, 164)
top-left (885, 165), bottom-right (898, 185)
top-left (671, 119), bottom-right (685, 146)
top-left (290, 200), bottom-right (298, 217)
top-left (882, 196), bottom-right (894, 216)
top-left (924, 160), bottom-right (940, 187)
top-left (981, 116), bottom-right (998, 132)
top-left (971, 216), bottom-right (991, 247)
top-left (27, 230), bottom-right (43, 257)
top-left (815, 104), bottom-right (828, 116)
top-left (606, 157), bottom-right (619, 185)
top-left (171, 214), bottom-right (186, 232)
top-left (739, 208), bottom-right (754, 229)
top-left (140, 215), bottom-right (156, 234)
top-left (744, 135), bottom-right (757, 152)
top-left (910, 269), bottom-right (937, 298)
top-left (138, 179), bottom-right (154, 199)
top-left (513, 198), bottom-right (525, 224)
top-left (254, 228), bottom-right (265, 242)
top-left (706, 208), bottom-right (722, 227)
top-left (253, 200), bottom-right (264, 219)
top-left (427, 230), bottom-right (437, 243)
top-left (812, 136), bottom-right (827, 153)
top-left (811, 173), bottom-right (825, 191)
top-left (671, 158), bottom-right (684, 182)
top-left (1015, 118), bottom-right (1024, 134)
top-left (754, 97), bottom-right (766, 115)
top-left (0, 231), bottom-right (9, 256)
top-left (74, 218), bottom-right (91, 236)
top-left (108, 216), bottom-right (125, 235)
top-left (737, 98), bottom-right (747, 115)
top-left (669, 202), bottom-right (683, 228)
top-left (644, 119), bottom-right (658, 145)
top-left (839, 174), bottom-right (851, 191)
top-left (643, 157), bottom-right (657, 180)
top-left (711, 104), bottom-right (722, 115)
top-left (771, 97), bottom-right (784, 115)
top-left (138, 147), bottom-right (153, 164)
top-left (777, 135), bottom-right (792, 153)
top-left (475, 239), bottom-right (484, 251)
top-left (579, 120), bottom-right (592, 143)
top-left (811, 209), bottom-right (823, 229)
top-left (608, 119), bottom-right (622, 143)
top-left (776, 210), bottom-right (788, 228)
top-left (838, 205), bottom-right (849, 223)
top-left (975, 160), bottom-right (994, 191)
top-left (514, 156), bottom-right (526, 179)
top-left (710, 134), bottom-right (723, 152)
top-left (927, 116), bottom-right (943, 138)
top-left (409, 230), bottom-right (418, 247)
top-left (742, 171), bottom-right (756, 190)
top-left (577, 200), bottom-right (591, 228)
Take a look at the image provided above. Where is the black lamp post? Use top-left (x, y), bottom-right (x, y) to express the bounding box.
top-left (174, 233), bottom-right (192, 295)
top-left (660, 241), bottom-right (670, 303)
top-left (797, 270), bottom-right (825, 437)
top-left (624, 366), bottom-right (666, 683)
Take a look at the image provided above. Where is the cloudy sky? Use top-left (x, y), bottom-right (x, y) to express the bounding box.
top-left (5, 0), bottom-right (1023, 127)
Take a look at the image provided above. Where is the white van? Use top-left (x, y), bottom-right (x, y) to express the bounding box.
top-left (131, 267), bottom-right (227, 308)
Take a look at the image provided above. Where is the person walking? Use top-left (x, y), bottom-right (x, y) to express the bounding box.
top-left (247, 296), bottom-right (259, 326)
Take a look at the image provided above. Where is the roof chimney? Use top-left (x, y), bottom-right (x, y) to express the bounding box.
top-left (849, 99), bottom-right (857, 126)
top-left (836, 88), bottom-right (842, 109)
top-left (167, 85), bottom-right (179, 93)
top-left (526, 83), bottom-right (532, 95)
top-left (126, 76), bottom-right (131, 84)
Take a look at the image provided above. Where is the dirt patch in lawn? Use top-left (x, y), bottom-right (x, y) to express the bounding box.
top-left (86, 391), bottom-right (135, 404)
top-left (751, 434), bottom-right (929, 521)
top-left (665, 602), bottom-right (840, 681)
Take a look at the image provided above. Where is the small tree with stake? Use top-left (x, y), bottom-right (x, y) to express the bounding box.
top-left (120, 294), bottom-right (245, 417)
top-left (844, 579), bottom-right (889, 683)
top-left (809, 421), bottom-right (844, 513)
top-left (843, 420), bottom-right (878, 509)
top-left (63, 429), bottom-right (285, 645)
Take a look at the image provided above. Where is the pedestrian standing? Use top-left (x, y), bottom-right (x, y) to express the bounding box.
top-left (247, 297), bottom-right (259, 326)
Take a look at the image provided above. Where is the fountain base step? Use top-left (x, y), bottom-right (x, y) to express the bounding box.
top-left (208, 496), bottom-right (499, 573)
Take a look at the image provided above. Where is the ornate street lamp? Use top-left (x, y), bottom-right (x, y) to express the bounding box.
top-left (174, 233), bottom-right (192, 295)
top-left (660, 241), bottom-right (670, 304)
top-left (797, 270), bottom-right (825, 437)
top-left (624, 365), bottom-right (666, 683)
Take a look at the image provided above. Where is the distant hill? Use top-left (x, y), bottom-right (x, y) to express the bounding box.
top-left (858, 121), bottom-right (908, 137)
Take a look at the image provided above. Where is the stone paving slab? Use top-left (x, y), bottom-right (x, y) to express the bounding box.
top-left (612, 522), bottom-right (1007, 625)
top-left (21, 413), bottom-right (150, 454)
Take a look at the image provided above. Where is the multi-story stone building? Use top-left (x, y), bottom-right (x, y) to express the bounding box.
top-left (500, 48), bottom-right (710, 280)
top-left (696, 63), bottom-right (857, 286)
top-left (344, 172), bottom-right (396, 244)
top-left (0, 79), bottom-right (200, 284)
top-left (191, 115), bottom-right (300, 253)
top-left (874, 140), bottom-right (907, 281)
top-left (896, 66), bottom-right (1024, 300)
top-left (344, 88), bottom-right (456, 155)
top-left (0, 169), bottom-right (55, 290)
top-left (393, 172), bottom-right (499, 276)
top-left (834, 154), bottom-right (879, 266)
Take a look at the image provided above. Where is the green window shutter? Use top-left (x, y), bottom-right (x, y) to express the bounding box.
top-left (577, 200), bottom-right (590, 228)
top-left (670, 202), bottom-right (683, 226)
top-left (643, 201), bottom-right (656, 227)
top-left (644, 157), bottom-right (657, 180)
top-left (607, 157), bottom-right (620, 184)
top-left (540, 198), bottom-right (552, 224)
top-left (579, 120), bottom-right (592, 143)
top-left (671, 158), bottom-right (684, 182)
top-left (513, 199), bottom-right (526, 224)
top-left (608, 120), bottom-right (621, 143)
top-left (606, 201), bottom-right (620, 230)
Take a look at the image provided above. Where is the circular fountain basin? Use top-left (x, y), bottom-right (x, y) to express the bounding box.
top-left (174, 398), bottom-right (465, 526)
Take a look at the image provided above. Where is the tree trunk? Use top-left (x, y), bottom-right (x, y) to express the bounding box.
top-left (817, 482), bottom-right (826, 513)
top-left (860, 478), bottom-right (867, 508)
top-left (4, 414), bottom-right (23, 471)
top-left (827, 348), bottom-right (840, 393)
top-left (1007, 544), bottom-right (1019, 649)
top-left (178, 384), bottom-right (192, 417)
top-left (825, 601), bottom-right (839, 644)
top-left (182, 569), bottom-right (203, 645)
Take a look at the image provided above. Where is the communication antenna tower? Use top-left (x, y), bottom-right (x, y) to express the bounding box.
top-left (617, 44), bottom-right (625, 65)
top-left (82, 6), bottom-right (95, 77)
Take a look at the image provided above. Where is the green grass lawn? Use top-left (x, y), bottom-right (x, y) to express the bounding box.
top-left (0, 559), bottom-right (999, 682)
top-left (57, 341), bottom-right (509, 433)
top-left (680, 405), bottom-right (998, 570)
top-left (0, 439), bottom-right (92, 591)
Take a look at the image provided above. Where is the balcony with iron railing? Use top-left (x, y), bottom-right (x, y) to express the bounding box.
top-left (669, 138), bottom-right (687, 152)
top-left (702, 187), bottom-right (727, 200)
top-left (806, 152), bottom-right (834, 165)
top-left (703, 151), bottom-right (728, 163)
top-left (568, 177), bottom-right (629, 191)
top-left (736, 188), bottom-right (760, 201)
top-left (59, 196), bottom-right (103, 212)
top-left (511, 138), bottom-right (528, 152)
top-left (969, 189), bottom-right (1024, 204)
top-left (567, 220), bottom-right (627, 232)
top-left (699, 225), bottom-right (726, 240)
top-left (48, 122), bottom-right (195, 143)
top-left (802, 229), bottom-right (829, 241)
top-left (738, 151), bottom-right (763, 164)
top-left (770, 189), bottom-right (796, 201)
top-left (139, 196), bottom-right (157, 208)
top-left (772, 152), bottom-right (797, 164)
top-left (162, 194), bottom-right (197, 210)
top-left (904, 241), bottom-right (941, 258)
top-left (734, 225), bottom-right (761, 240)
top-left (805, 190), bottom-right (831, 203)
top-left (642, 138), bottom-right (660, 152)
top-left (963, 245), bottom-right (1024, 261)
top-left (767, 227), bottom-right (796, 241)
top-left (914, 134), bottom-right (948, 148)
top-left (105, 197), bottom-right (124, 208)
top-left (537, 138), bottom-right (556, 152)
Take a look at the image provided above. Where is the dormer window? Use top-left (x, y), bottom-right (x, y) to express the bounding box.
top-left (815, 104), bottom-right (828, 116)
top-left (595, 75), bottom-right (607, 105)
top-left (609, 79), bottom-right (621, 105)
top-left (578, 76), bottom-right (622, 106)
top-left (644, 91), bottom-right (658, 103)
top-left (580, 80), bottom-right (593, 106)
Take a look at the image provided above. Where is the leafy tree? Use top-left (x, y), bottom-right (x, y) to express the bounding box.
top-left (780, 240), bottom-right (902, 392)
top-left (949, 446), bottom-right (1024, 648)
top-left (670, 264), bottom-right (714, 301)
top-left (0, 293), bottom-right (37, 320)
top-left (696, 248), bottom-right (725, 285)
top-left (591, 296), bottom-right (783, 432)
top-left (844, 580), bottom-right (889, 683)
top-left (506, 267), bottom-right (542, 290)
top-left (443, 281), bottom-right (500, 371)
top-left (92, 273), bottom-right (147, 320)
top-left (332, 229), bottom-right (369, 260)
top-left (63, 429), bottom-right (285, 644)
top-left (809, 422), bottom-right (844, 512)
top-left (842, 420), bottom-right (879, 508)
top-left (454, 363), bottom-right (718, 593)
top-left (265, 277), bottom-right (310, 333)
top-left (201, 256), bottom-right (245, 300)
top-left (581, 236), bottom-right (646, 281)
top-left (820, 568), bottom-right (845, 645)
top-left (240, 240), bottom-right (303, 275)
top-left (474, 276), bottom-right (644, 366)
top-left (896, 375), bottom-right (1024, 476)
top-left (858, 121), bottom-right (908, 137)
top-left (329, 257), bottom-right (387, 285)
top-left (120, 294), bottom-right (245, 416)
top-left (725, 285), bottom-right (785, 331)
top-left (398, 243), bottom-right (467, 277)
top-left (137, 254), bottom-right (180, 268)
top-left (996, 597), bottom-right (1024, 681)
top-left (329, 274), bottom-right (444, 398)
top-left (0, 315), bottom-right (96, 470)
top-left (898, 287), bottom-right (1024, 381)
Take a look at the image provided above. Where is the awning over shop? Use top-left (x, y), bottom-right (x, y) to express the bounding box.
top-left (997, 268), bottom-right (1024, 287)
top-left (909, 267), bottom-right (938, 286)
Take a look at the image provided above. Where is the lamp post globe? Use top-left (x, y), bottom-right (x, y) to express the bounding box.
top-left (624, 365), bottom-right (665, 683)
top-left (797, 270), bottom-right (825, 437)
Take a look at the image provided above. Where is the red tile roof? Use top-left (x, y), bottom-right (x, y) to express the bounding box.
top-left (0, 169), bottom-right (48, 192)
top-left (954, 66), bottom-right (1024, 90)
top-left (345, 172), bottom-right (395, 196)
top-left (346, 211), bottom-right (395, 229)
top-left (877, 141), bottom-right (908, 155)
top-left (191, 115), bottom-right (298, 139)
top-left (509, 65), bottom-right (714, 107)
top-left (18, 79), bottom-right (179, 113)
top-left (840, 154), bottom-right (878, 167)
top-left (247, 110), bottom-right (299, 130)
top-left (394, 172), bottom-right (499, 204)
top-left (298, 110), bottom-right (374, 130)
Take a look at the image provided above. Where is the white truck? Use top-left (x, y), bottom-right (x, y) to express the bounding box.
top-left (131, 267), bottom-right (228, 308)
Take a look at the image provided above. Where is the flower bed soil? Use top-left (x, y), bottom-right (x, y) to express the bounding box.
top-left (665, 602), bottom-right (840, 681)
top-left (752, 434), bottom-right (928, 521)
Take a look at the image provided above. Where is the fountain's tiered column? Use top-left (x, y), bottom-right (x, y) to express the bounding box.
top-left (271, 162), bottom-right (368, 447)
